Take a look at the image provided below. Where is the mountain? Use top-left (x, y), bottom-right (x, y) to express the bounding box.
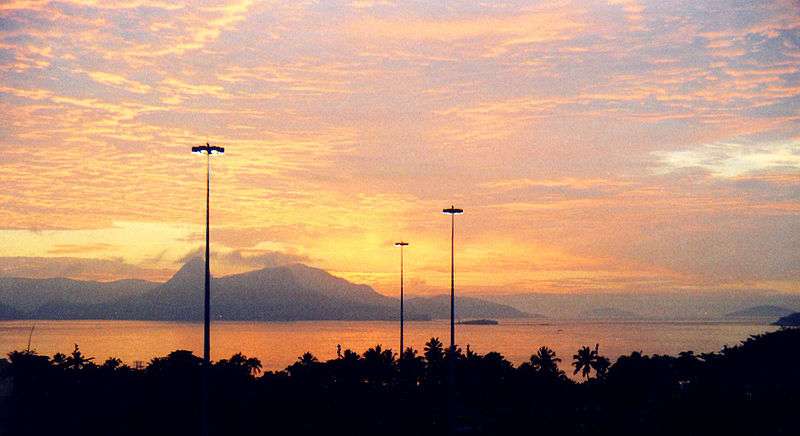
top-left (724, 305), bottom-right (796, 318)
top-left (773, 312), bottom-right (800, 327)
top-left (482, 292), bottom-right (800, 319)
top-left (125, 261), bottom-right (408, 321)
top-left (0, 277), bottom-right (157, 312)
top-left (0, 260), bottom-right (527, 321)
top-left (0, 303), bottom-right (23, 320)
top-left (406, 295), bottom-right (534, 320)
top-left (580, 307), bottom-right (642, 320)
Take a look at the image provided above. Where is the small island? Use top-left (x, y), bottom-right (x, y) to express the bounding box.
top-left (457, 319), bottom-right (499, 325)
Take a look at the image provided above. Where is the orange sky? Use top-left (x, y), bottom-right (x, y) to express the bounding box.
top-left (0, 0), bottom-right (798, 296)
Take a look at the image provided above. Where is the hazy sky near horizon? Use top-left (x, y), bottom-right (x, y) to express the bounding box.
top-left (0, 0), bottom-right (798, 296)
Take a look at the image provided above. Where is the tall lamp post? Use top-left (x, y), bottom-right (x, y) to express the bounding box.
top-left (394, 241), bottom-right (409, 356)
top-left (442, 206), bottom-right (463, 353)
top-left (443, 205), bottom-right (463, 435)
top-left (191, 142), bottom-right (224, 436)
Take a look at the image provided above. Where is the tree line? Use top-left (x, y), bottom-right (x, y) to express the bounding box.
top-left (1, 328), bottom-right (797, 435)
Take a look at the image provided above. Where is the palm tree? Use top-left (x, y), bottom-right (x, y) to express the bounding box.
top-left (424, 337), bottom-right (444, 364)
top-left (362, 345), bottom-right (396, 385)
top-left (573, 344), bottom-right (610, 380)
top-left (398, 347), bottom-right (425, 386)
top-left (146, 350), bottom-right (203, 376)
top-left (331, 348), bottom-right (362, 385)
top-left (287, 352), bottom-right (322, 381)
top-left (573, 345), bottom-right (596, 379)
top-left (342, 348), bottom-right (361, 362)
top-left (530, 346), bottom-right (562, 377)
top-left (65, 344), bottom-right (94, 370)
top-left (221, 352), bottom-right (262, 376)
top-left (591, 345), bottom-right (610, 380)
top-left (51, 352), bottom-right (67, 369)
top-left (100, 357), bottom-right (123, 371)
top-left (363, 345), bottom-right (395, 366)
top-left (298, 352), bottom-right (318, 366)
top-left (400, 347), bottom-right (418, 361)
top-left (465, 344), bottom-right (479, 361)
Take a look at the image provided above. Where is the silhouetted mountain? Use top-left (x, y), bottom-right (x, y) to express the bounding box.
top-left (774, 312), bottom-right (800, 326)
top-left (125, 261), bottom-right (404, 321)
top-left (0, 303), bottom-right (22, 319)
top-left (483, 291), bottom-right (800, 319)
top-left (580, 307), bottom-right (642, 320)
top-left (0, 277), bottom-right (157, 312)
top-left (127, 258), bottom-right (206, 319)
top-left (724, 305), bottom-right (795, 318)
top-left (406, 295), bottom-right (533, 319)
top-left (0, 259), bottom-right (526, 321)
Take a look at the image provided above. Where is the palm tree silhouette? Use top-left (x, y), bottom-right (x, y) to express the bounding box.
top-left (51, 352), bottom-right (67, 369)
top-left (362, 345), bottom-right (396, 385)
top-left (65, 344), bottom-right (94, 370)
top-left (100, 357), bottom-right (123, 371)
top-left (591, 348), bottom-right (610, 379)
top-left (573, 344), bottom-right (610, 380)
top-left (424, 337), bottom-right (444, 364)
top-left (398, 347), bottom-right (425, 385)
top-left (298, 352), bottom-right (318, 366)
top-left (218, 352), bottom-right (262, 376)
top-left (573, 345), bottom-right (596, 379)
top-left (530, 346), bottom-right (562, 377)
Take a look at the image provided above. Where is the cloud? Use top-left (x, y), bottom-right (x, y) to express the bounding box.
top-left (177, 246), bottom-right (309, 273)
top-left (655, 141), bottom-right (800, 177)
top-left (84, 71), bottom-right (152, 94)
top-left (47, 243), bottom-right (117, 255)
top-left (481, 177), bottom-right (630, 191)
top-left (0, 0), bottom-right (798, 296)
top-left (608, 0), bottom-right (646, 29)
top-left (345, 3), bottom-right (586, 57)
top-left (0, 256), bottom-right (172, 281)
top-left (219, 249), bottom-right (310, 269)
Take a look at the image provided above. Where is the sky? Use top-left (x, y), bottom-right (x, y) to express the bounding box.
top-left (0, 0), bottom-right (798, 297)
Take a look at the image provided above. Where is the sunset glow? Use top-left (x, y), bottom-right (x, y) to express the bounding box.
top-left (0, 0), bottom-right (798, 295)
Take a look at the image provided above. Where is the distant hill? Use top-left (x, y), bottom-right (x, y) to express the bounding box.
top-left (725, 305), bottom-right (795, 318)
top-left (406, 295), bottom-right (534, 319)
top-left (0, 259), bottom-right (528, 321)
top-left (773, 313), bottom-right (800, 327)
top-left (0, 303), bottom-right (23, 320)
top-left (482, 292), bottom-right (800, 319)
top-left (123, 259), bottom-right (408, 321)
top-left (0, 277), bottom-right (157, 312)
top-left (580, 307), bottom-right (642, 320)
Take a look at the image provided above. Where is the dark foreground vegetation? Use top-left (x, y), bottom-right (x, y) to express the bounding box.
top-left (1, 329), bottom-right (798, 436)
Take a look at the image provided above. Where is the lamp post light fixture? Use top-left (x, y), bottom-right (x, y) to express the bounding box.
top-left (191, 143), bottom-right (225, 365)
top-left (441, 206), bottom-right (463, 353)
top-left (394, 241), bottom-right (409, 356)
top-left (191, 142), bottom-right (224, 436)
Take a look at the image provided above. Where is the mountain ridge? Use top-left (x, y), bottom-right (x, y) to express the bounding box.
top-left (0, 259), bottom-right (526, 321)
top-left (482, 291), bottom-right (800, 319)
top-left (724, 305), bottom-right (795, 318)
top-left (0, 276), bottom-right (158, 312)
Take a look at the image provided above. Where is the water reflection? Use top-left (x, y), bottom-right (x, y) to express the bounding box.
top-left (0, 319), bottom-right (775, 377)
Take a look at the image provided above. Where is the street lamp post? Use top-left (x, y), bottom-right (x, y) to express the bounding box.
top-left (394, 241), bottom-right (409, 356)
top-left (442, 205), bottom-right (463, 435)
top-left (442, 206), bottom-right (463, 353)
top-left (191, 142), bottom-right (224, 436)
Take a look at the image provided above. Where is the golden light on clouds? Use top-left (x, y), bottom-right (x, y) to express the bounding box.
top-left (0, 0), bottom-right (797, 296)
